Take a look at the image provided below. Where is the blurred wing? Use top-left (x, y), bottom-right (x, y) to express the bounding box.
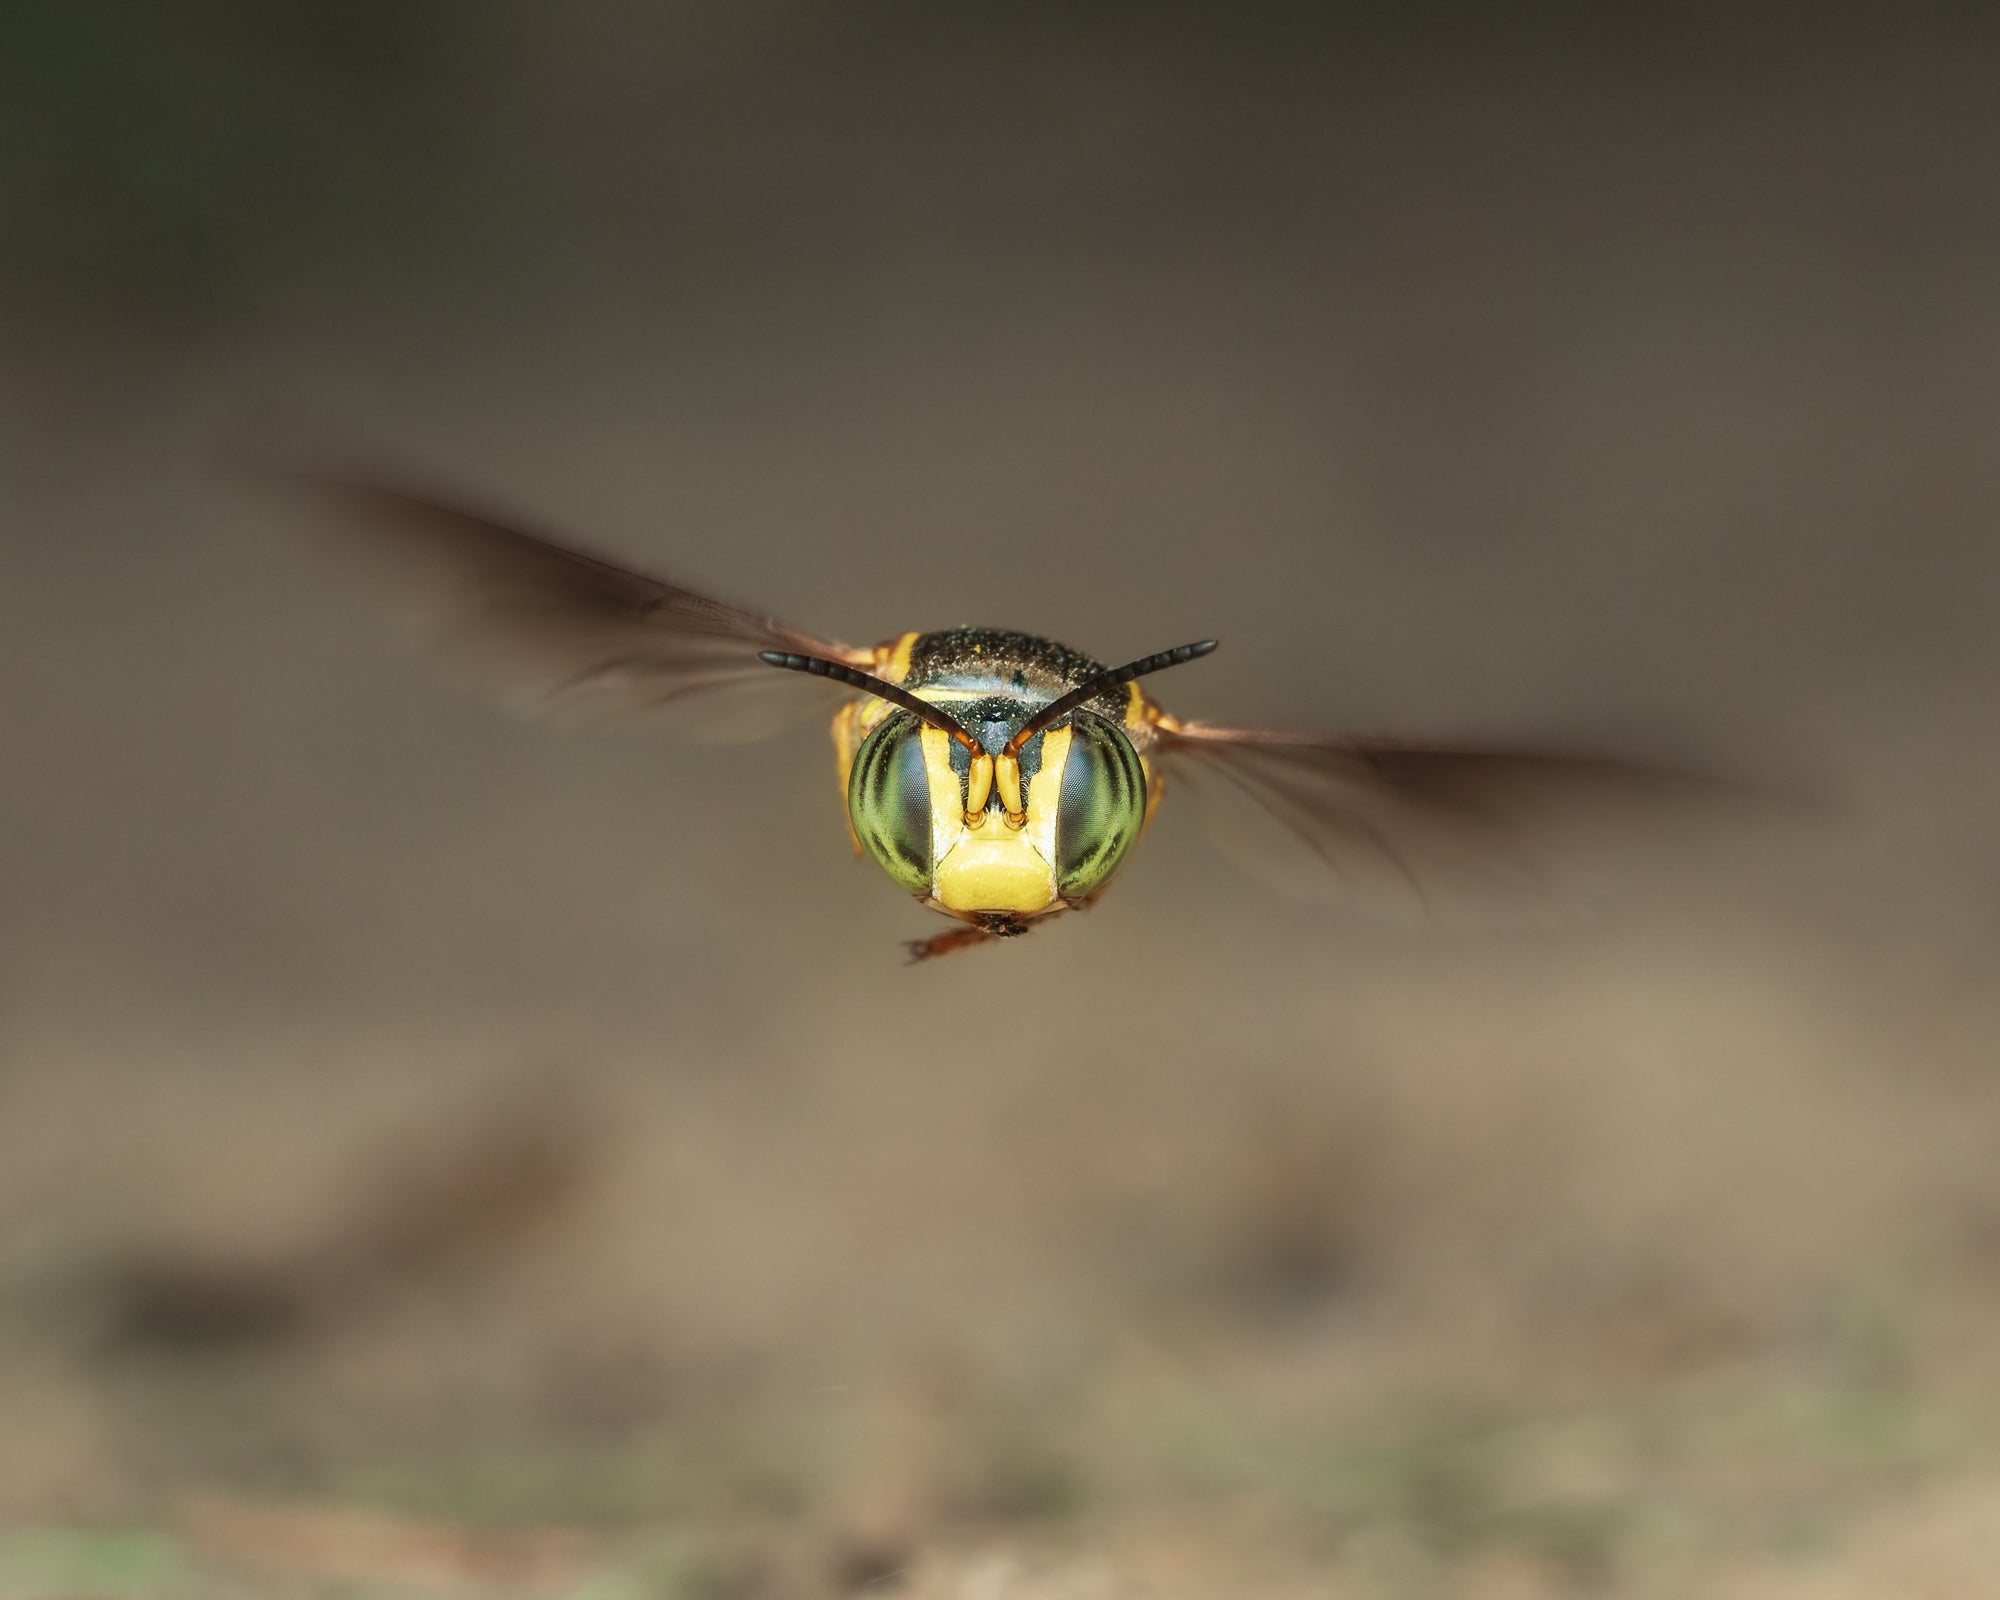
top-left (286, 477), bottom-right (873, 739)
top-left (1156, 720), bottom-right (1732, 927)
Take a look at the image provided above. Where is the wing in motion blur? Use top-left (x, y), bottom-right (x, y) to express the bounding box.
top-left (1155, 719), bottom-right (1734, 927)
top-left (280, 476), bottom-right (872, 738)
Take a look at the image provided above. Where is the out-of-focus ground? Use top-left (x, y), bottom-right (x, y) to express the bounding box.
top-left (5, 4), bottom-right (2000, 1596)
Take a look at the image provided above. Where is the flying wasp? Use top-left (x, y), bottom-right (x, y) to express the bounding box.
top-left (294, 478), bottom-right (1716, 961)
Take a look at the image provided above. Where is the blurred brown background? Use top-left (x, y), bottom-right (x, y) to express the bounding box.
top-left (4, 4), bottom-right (2000, 1596)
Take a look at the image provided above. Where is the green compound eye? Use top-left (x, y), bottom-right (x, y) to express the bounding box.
top-left (848, 713), bottom-right (933, 894)
top-left (1055, 714), bottom-right (1146, 899)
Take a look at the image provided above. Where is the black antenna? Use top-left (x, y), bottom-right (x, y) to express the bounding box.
top-left (1002, 640), bottom-right (1218, 758)
top-left (758, 651), bottom-right (982, 752)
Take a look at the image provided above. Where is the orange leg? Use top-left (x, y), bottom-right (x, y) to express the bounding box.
top-left (903, 926), bottom-right (1005, 964)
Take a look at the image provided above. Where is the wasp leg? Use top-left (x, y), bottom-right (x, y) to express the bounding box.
top-left (903, 926), bottom-right (1004, 964)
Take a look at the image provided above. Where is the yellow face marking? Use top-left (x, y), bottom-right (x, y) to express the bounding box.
top-left (919, 724), bottom-right (968, 854)
top-left (934, 830), bottom-right (1055, 913)
top-left (919, 724), bottom-right (1075, 918)
top-left (1023, 726), bottom-right (1070, 863)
